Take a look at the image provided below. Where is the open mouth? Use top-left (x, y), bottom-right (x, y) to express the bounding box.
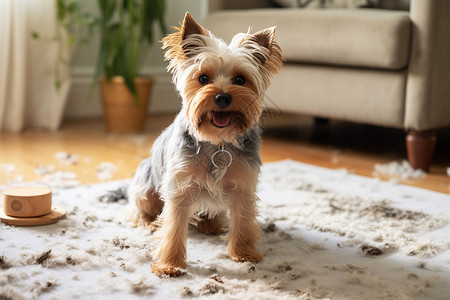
top-left (211, 111), bottom-right (232, 128)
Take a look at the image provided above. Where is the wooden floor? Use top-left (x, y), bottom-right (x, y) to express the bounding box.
top-left (0, 113), bottom-right (449, 194)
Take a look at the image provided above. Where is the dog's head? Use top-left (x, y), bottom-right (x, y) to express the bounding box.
top-left (162, 12), bottom-right (283, 146)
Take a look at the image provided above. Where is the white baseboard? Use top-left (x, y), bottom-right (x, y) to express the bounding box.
top-left (64, 67), bottom-right (181, 119)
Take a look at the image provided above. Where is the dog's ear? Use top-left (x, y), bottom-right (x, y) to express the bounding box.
top-left (241, 27), bottom-right (283, 76)
top-left (180, 12), bottom-right (209, 56)
top-left (162, 12), bottom-right (208, 64)
top-left (181, 12), bottom-right (207, 41)
top-left (252, 27), bottom-right (276, 54)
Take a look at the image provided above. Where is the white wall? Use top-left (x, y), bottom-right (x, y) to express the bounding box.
top-left (64, 0), bottom-right (208, 119)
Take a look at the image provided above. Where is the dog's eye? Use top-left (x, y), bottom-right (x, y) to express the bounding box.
top-left (233, 75), bottom-right (245, 86)
top-left (198, 74), bottom-right (209, 85)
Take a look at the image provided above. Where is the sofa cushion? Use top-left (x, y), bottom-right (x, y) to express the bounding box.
top-left (265, 64), bottom-right (406, 128)
top-left (204, 9), bottom-right (410, 70)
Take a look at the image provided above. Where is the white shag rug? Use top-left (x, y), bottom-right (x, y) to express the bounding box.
top-left (1, 160), bottom-right (450, 300)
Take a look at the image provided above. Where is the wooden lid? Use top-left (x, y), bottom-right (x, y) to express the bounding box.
top-left (3, 187), bottom-right (52, 217)
top-left (0, 206), bottom-right (66, 226)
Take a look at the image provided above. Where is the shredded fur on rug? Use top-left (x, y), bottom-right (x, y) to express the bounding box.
top-left (1, 160), bottom-right (449, 299)
top-left (373, 160), bottom-right (426, 180)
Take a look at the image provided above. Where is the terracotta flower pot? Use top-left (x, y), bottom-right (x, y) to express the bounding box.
top-left (100, 76), bottom-right (153, 133)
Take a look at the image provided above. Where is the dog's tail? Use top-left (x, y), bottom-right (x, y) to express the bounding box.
top-left (97, 158), bottom-right (154, 204)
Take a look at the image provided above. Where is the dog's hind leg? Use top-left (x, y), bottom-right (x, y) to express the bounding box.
top-left (134, 190), bottom-right (164, 231)
top-left (127, 158), bottom-right (164, 231)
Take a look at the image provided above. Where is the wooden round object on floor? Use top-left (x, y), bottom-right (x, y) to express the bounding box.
top-left (3, 187), bottom-right (52, 217)
top-left (0, 206), bottom-right (66, 226)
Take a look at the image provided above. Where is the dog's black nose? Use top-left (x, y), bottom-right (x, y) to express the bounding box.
top-left (214, 93), bottom-right (232, 109)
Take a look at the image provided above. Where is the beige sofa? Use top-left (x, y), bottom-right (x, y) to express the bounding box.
top-left (204, 0), bottom-right (450, 171)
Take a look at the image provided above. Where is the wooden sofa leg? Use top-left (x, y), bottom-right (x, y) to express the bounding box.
top-left (405, 130), bottom-right (436, 172)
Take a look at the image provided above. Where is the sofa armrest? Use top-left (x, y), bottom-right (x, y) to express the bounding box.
top-left (405, 0), bottom-right (450, 130)
top-left (208, 0), bottom-right (272, 12)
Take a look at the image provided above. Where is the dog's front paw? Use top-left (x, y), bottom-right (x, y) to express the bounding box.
top-left (229, 249), bottom-right (262, 263)
top-left (151, 263), bottom-right (186, 277)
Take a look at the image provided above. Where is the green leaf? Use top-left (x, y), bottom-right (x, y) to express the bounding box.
top-left (67, 35), bottom-right (76, 46)
top-left (93, 0), bottom-right (167, 104)
top-left (91, 35), bottom-right (108, 95)
top-left (31, 31), bottom-right (40, 39)
top-left (123, 72), bottom-right (139, 105)
top-left (55, 80), bottom-right (61, 91)
top-left (57, 0), bottom-right (66, 21)
top-left (67, 1), bottom-right (78, 14)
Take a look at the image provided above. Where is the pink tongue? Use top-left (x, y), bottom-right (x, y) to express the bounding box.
top-left (212, 112), bottom-right (231, 127)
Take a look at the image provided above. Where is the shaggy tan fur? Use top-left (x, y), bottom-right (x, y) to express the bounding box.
top-left (129, 12), bottom-right (283, 277)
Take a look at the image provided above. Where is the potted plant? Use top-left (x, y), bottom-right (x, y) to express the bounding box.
top-left (93, 0), bottom-right (166, 133)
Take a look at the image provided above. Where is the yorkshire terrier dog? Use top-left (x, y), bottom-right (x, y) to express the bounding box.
top-left (128, 12), bottom-right (283, 277)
